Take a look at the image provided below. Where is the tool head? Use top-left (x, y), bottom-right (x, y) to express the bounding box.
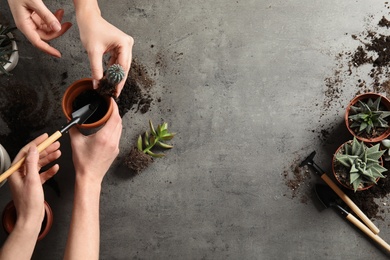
top-left (314, 184), bottom-right (339, 209)
top-left (60, 101), bottom-right (99, 133)
top-left (299, 151), bottom-right (316, 167)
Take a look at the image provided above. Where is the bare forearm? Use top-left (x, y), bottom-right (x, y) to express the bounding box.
top-left (73, 0), bottom-right (100, 17)
top-left (64, 175), bottom-right (102, 260)
top-left (0, 220), bottom-right (40, 259)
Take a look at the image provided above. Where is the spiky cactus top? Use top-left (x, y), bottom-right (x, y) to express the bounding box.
top-left (107, 64), bottom-right (125, 85)
top-left (97, 63), bottom-right (125, 98)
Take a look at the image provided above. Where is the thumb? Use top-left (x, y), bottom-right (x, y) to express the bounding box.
top-left (33, 2), bottom-right (62, 32)
top-left (25, 146), bottom-right (39, 179)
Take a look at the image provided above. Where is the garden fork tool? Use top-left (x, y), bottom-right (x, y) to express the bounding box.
top-left (300, 151), bottom-right (380, 234)
top-left (0, 102), bottom-right (99, 183)
top-left (315, 184), bottom-right (390, 253)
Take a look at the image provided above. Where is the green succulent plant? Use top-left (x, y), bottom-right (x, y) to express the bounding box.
top-left (0, 25), bottom-right (16, 75)
top-left (335, 137), bottom-right (387, 192)
top-left (348, 96), bottom-right (390, 135)
top-left (137, 120), bottom-right (175, 158)
top-left (106, 64), bottom-right (125, 85)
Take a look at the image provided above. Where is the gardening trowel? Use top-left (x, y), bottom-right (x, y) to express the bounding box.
top-left (300, 151), bottom-right (380, 235)
top-left (315, 184), bottom-right (390, 253)
top-left (0, 102), bottom-right (99, 183)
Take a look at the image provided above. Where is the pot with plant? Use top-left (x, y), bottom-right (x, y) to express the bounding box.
top-left (62, 64), bottom-right (124, 131)
top-left (125, 120), bottom-right (175, 173)
top-left (0, 25), bottom-right (18, 75)
top-left (0, 144), bottom-right (11, 188)
top-left (345, 93), bottom-right (390, 143)
top-left (332, 137), bottom-right (387, 192)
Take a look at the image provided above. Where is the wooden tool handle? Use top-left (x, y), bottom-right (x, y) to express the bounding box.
top-left (346, 213), bottom-right (390, 252)
top-left (0, 131), bottom-right (62, 183)
top-left (321, 173), bottom-right (380, 235)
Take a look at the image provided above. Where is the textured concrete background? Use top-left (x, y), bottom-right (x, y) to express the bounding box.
top-left (1, 0), bottom-right (390, 259)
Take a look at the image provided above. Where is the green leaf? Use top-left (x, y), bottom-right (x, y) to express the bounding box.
top-left (156, 141), bottom-right (173, 149)
top-left (144, 131), bottom-right (150, 146)
top-left (146, 150), bottom-right (165, 158)
top-left (137, 135), bottom-right (143, 151)
top-left (149, 120), bottom-right (156, 136)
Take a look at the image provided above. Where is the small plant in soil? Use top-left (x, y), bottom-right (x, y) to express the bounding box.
top-left (125, 120), bottom-right (175, 173)
top-left (348, 96), bottom-right (390, 138)
top-left (0, 25), bottom-right (16, 75)
top-left (334, 137), bottom-right (387, 192)
top-left (97, 64), bottom-right (125, 98)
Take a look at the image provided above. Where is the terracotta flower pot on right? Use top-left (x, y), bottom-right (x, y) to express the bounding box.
top-left (2, 200), bottom-right (53, 241)
top-left (345, 92), bottom-right (390, 143)
top-left (62, 78), bottom-right (113, 131)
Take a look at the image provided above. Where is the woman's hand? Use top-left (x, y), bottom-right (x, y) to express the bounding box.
top-left (7, 0), bottom-right (72, 57)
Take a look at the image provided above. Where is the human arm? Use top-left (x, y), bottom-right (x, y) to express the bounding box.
top-left (6, 0), bottom-right (72, 57)
top-left (64, 100), bottom-right (122, 260)
top-left (0, 134), bottom-right (61, 259)
top-left (73, 0), bottom-right (134, 96)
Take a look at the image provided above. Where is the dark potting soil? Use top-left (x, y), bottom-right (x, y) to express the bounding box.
top-left (97, 78), bottom-right (116, 98)
top-left (116, 59), bottom-right (155, 117)
top-left (72, 89), bottom-right (108, 124)
top-left (124, 147), bottom-right (153, 173)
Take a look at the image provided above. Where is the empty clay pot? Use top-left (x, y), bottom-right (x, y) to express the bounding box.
top-left (2, 200), bottom-right (53, 241)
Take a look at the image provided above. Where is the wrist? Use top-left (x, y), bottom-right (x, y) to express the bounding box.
top-left (73, 0), bottom-right (101, 18)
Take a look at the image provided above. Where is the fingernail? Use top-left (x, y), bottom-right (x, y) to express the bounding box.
top-left (50, 21), bottom-right (62, 32)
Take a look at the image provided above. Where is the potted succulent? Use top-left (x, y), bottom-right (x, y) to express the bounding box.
top-left (0, 25), bottom-right (19, 75)
top-left (332, 137), bottom-right (387, 192)
top-left (0, 144), bottom-right (11, 188)
top-left (2, 200), bottom-right (53, 241)
top-left (345, 93), bottom-right (390, 143)
top-left (125, 120), bottom-right (175, 173)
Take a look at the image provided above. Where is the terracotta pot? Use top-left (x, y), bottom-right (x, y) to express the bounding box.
top-left (0, 31), bottom-right (19, 74)
top-left (332, 140), bottom-right (383, 191)
top-left (0, 144), bottom-right (11, 188)
top-left (345, 92), bottom-right (390, 143)
top-left (62, 78), bottom-right (113, 131)
top-left (2, 201), bottom-right (53, 241)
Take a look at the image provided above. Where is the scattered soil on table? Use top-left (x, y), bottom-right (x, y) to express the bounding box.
top-left (286, 12), bottom-right (390, 220)
top-left (116, 59), bottom-right (155, 117)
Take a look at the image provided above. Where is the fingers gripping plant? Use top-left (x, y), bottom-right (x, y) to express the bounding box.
top-left (348, 97), bottom-right (390, 135)
top-left (335, 137), bottom-right (387, 192)
top-left (97, 63), bottom-right (125, 98)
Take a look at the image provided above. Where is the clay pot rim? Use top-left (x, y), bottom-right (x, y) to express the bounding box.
top-left (345, 92), bottom-right (390, 143)
top-left (62, 78), bottom-right (113, 129)
top-left (0, 31), bottom-right (19, 74)
top-left (2, 200), bottom-right (53, 241)
top-left (332, 140), bottom-right (383, 192)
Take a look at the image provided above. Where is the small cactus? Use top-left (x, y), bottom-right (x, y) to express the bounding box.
top-left (107, 64), bottom-right (125, 85)
top-left (97, 63), bottom-right (125, 98)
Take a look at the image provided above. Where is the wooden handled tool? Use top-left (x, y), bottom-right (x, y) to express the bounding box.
top-left (0, 102), bottom-right (99, 183)
top-left (301, 151), bottom-right (380, 234)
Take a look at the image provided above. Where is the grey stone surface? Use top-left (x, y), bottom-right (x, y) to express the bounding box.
top-left (0, 0), bottom-right (390, 259)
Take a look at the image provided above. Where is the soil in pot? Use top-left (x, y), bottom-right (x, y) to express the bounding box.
top-left (72, 89), bottom-right (108, 124)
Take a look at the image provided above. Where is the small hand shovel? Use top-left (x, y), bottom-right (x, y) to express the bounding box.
top-left (315, 184), bottom-right (390, 253)
top-left (0, 102), bottom-right (99, 183)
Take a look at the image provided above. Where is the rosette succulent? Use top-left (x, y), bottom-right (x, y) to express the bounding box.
top-left (335, 137), bottom-right (386, 192)
top-left (348, 96), bottom-right (390, 136)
